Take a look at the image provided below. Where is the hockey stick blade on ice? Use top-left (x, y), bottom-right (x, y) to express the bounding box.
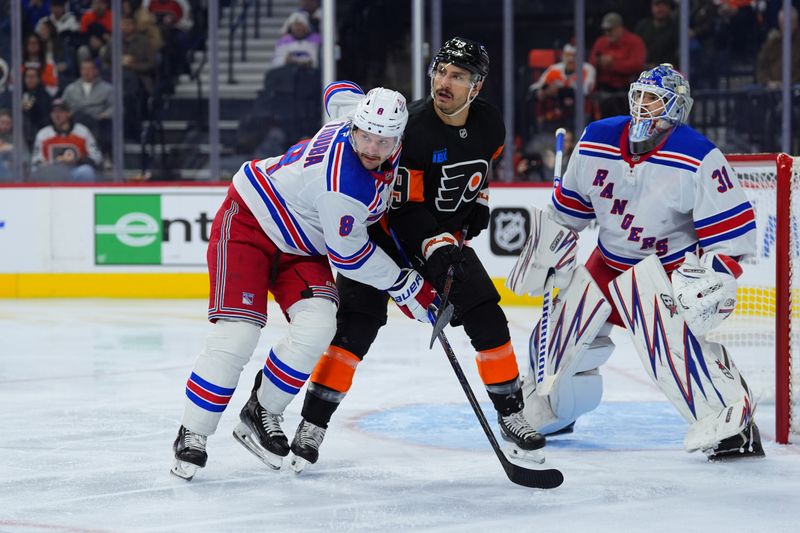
top-left (430, 225), bottom-right (469, 348)
top-left (433, 328), bottom-right (564, 489)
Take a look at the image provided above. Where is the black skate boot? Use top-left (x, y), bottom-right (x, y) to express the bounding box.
top-left (498, 410), bottom-right (547, 463)
top-left (289, 419), bottom-right (327, 473)
top-left (171, 425), bottom-right (207, 481)
top-left (232, 387), bottom-right (290, 470)
top-left (707, 423), bottom-right (766, 461)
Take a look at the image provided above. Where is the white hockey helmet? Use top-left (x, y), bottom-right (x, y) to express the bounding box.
top-left (351, 87), bottom-right (408, 138)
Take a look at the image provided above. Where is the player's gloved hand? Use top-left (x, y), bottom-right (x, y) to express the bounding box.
top-left (465, 201), bottom-right (490, 240)
top-left (426, 245), bottom-right (469, 286)
top-left (672, 252), bottom-right (739, 336)
top-left (388, 268), bottom-right (441, 322)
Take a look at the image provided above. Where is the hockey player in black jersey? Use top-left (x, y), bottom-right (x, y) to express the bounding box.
top-left (289, 37), bottom-right (545, 472)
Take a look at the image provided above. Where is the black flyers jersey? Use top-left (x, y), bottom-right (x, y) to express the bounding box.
top-left (387, 97), bottom-right (505, 262)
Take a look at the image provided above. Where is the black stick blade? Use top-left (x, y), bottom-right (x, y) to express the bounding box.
top-left (429, 303), bottom-right (454, 348)
top-left (503, 460), bottom-right (564, 489)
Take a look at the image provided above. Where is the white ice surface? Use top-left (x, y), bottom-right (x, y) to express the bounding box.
top-left (0, 299), bottom-right (798, 533)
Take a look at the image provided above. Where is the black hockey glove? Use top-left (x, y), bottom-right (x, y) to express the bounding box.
top-left (465, 203), bottom-right (491, 240)
top-left (426, 245), bottom-right (469, 288)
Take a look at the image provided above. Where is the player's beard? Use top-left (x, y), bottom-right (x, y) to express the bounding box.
top-left (433, 85), bottom-right (467, 115)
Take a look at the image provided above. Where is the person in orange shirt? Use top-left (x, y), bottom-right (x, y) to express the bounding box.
top-left (80, 0), bottom-right (113, 34)
top-left (530, 43), bottom-right (596, 128)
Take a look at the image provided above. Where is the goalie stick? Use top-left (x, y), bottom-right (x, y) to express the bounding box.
top-left (390, 229), bottom-right (564, 489)
top-left (533, 128), bottom-right (566, 382)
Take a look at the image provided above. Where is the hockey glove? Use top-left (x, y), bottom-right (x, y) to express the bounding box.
top-left (506, 207), bottom-right (578, 296)
top-left (465, 198), bottom-right (491, 240)
top-left (426, 245), bottom-right (469, 287)
top-left (672, 252), bottom-right (739, 336)
top-left (388, 268), bottom-right (440, 322)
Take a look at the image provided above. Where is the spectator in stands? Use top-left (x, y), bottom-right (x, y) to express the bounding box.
top-left (144, 0), bottom-right (194, 76)
top-left (530, 43), bottom-right (596, 130)
top-left (61, 58), bottom-right (112, 155)
top-left (0, 108), bottom-right (20, 181)
top-left (21, 66), bottom-right (53, 147)
top-left (31, 97), bottom-right (102, 182)
top-left (590, 12), bottom-right (646, 116)
top-left (272, 11), bottom-right (321, 69)
top-left (80, 0), bottom-right (113, 34)
top-left (757, 6), bottom-right (800, 88)
top-left (0, 58), bottom-right (9, 110)
top-left (37, 0), bottom-right (81, 38)
top-left (37, 19), bottom-right (76, 89)
top-left (22, 0), bottom-right (51, 35)
top-left (114, 14), bottom-right (158, 140)
top-left (24, 33), bottom-right (60, 96)
top-left (298, 0), bottom-right (322, 33)
top-left (635, 0), bottom-right (679, 69)
top-left (124, 0), bottom-right (163, 54)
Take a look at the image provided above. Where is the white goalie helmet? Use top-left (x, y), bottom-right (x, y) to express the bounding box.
top-left (351, 87), bottom-right (408, 138)
top-left (628, 63), bottom-right (693, 153)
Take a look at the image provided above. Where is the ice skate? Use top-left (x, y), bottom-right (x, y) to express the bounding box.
top-left (171, 426), bottom-right (207, 481)
top-left (706, 423), bottom-right (766, 461)
top-left (232, 391), bottom-right (290, 470)
top-left (498, 410), bottom-right (546, 464)
top-left (289, 419), bottom-right (326, 473)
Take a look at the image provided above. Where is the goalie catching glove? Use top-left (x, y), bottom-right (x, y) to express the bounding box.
top-left (388, 268), bottom-right (440, 322)
top-left (672, 252), bottom-right (740, 336)
top-left (506, 207), bottom-right (578, 296)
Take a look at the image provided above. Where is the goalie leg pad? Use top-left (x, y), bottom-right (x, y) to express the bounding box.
top-left (257, 297), bottom-right (337, 415)
top-left (522, 266), bottom-right (613, 434)
top-left (608, 254), bottom-right (757, 452)
top-left (182, 319), bottom-right (261, 436)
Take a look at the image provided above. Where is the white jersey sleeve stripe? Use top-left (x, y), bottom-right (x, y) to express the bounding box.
top-left (327, 241), bottom-right (377, 270)
top-left (244, 161), bottom-right (320, 255)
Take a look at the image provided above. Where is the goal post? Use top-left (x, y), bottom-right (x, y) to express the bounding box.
top-left (721, 153), bottom-right (797, 445)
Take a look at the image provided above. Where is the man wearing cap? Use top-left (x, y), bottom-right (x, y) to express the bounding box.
top-left (590, 12), bottom-right (646, 115)
top-left (31, 98), bottom-right (102, 182)
top-left (591, 12), bottom-right (646, 91)
top-left (636, 0), bottom-right (679, 69)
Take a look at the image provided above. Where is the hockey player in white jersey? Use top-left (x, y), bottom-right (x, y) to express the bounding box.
top-left (508, 64), bottom-right (764, 460)
top-left (171, 83), bottom-right (440, 480)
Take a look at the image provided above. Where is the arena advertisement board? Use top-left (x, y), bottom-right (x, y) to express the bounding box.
top-left (94, 192), bottom-right (221, 266)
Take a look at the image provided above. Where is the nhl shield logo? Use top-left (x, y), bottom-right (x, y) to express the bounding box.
top-left (490, 208), bottom-right (530, 256)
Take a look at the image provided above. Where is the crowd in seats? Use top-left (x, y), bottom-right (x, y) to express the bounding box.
top-left (1, 0), bottom-right (205, 181)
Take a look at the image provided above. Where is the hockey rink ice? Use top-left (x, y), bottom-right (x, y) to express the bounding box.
top-left (1, 299), bottom-right (798, 533)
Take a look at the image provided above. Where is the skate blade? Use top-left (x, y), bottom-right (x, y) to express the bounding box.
top-left (289, 454), bottom-right (309, 474)
top-left (170, 459), bottom-right (199, 481)
top-left (506, 445), bottom-right (546, 465)
top-left (232, 424), bottom-right (284, 470)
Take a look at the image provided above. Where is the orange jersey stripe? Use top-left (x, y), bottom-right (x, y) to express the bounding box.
top-left (407, 168), bottom-right (425, 202)
top-left (491, 144), bottom-right (504, 161)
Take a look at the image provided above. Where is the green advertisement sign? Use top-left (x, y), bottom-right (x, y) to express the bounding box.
top-left (95, 194), bottom-right (162, 265)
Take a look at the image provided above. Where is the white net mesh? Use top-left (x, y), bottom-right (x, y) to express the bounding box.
top-left (706, 154), bottom-right (799, 441)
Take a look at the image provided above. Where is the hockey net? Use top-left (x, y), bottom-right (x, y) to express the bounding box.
top-left (708, 153), bottom-right (798, 444)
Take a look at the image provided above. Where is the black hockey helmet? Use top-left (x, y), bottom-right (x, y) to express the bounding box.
top-left (430, 37), bottom-right (490, 80)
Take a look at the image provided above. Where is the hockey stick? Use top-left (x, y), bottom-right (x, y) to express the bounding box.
top-left (429, 224), bottom-right (469, 348)
top-left (533, 128), bottom-right (567, 384)
top-left (390, 229), bottom-right (564, 489)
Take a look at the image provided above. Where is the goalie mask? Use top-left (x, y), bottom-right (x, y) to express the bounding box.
top-left (349, 87), bottom-right (408, 173)
top-left (628, 63), bottom-right (693, 154)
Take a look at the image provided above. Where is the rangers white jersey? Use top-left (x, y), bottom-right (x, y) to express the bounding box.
top-left (232, 119), bottom-right (403, 290)
top-left (552, 116), bottom-right (756, 273)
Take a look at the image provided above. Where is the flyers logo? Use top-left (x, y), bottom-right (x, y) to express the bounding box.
top-left (435, 160), bottom-right (488, 212)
